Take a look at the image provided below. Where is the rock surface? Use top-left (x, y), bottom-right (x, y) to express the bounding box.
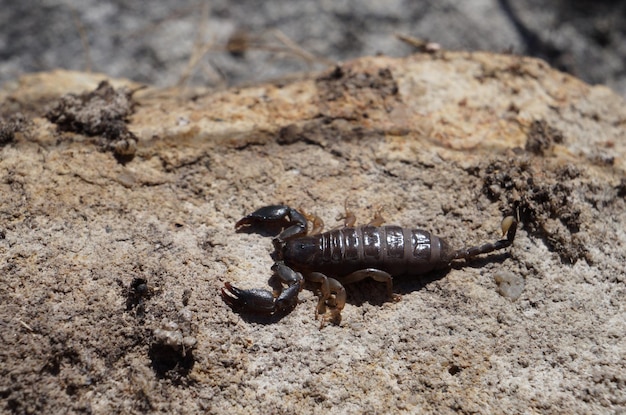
top-left (3, 1), bottom-right (625, 98)
top-left (1, 52), bottom-right (625, 414)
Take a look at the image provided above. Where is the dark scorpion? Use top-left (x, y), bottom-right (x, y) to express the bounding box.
top-left (222, 205), bottom-right (517, 324)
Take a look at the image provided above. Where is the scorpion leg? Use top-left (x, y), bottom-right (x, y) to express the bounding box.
top-left (336, 202), bottom-right (385, 228)
top-left (221, 262), bottom-right (303, 315)
top-left (307, 272), bottom-right (347, 326)
top-left (453, 216), bottom-right (518, 260)
top-left (366, 209), bottom-right (385, 227)
top-left (235, 205), bottom-right (308, 242)
top-left (336, 201), bottom-right (357, 227)
top-left (299, 208), bottom-right (325, 234)
top-left (340, 268), bottom-right (399, 301)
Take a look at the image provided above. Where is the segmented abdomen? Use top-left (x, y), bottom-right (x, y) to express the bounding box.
top-left (284, 226), bottom-right (441, 277)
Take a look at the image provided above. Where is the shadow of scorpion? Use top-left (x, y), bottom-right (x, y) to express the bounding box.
top-left (222, 205), bottom-right (517, 326)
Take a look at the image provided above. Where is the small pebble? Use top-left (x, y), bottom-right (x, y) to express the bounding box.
top-left (494, 271), bottom-right (524, 301)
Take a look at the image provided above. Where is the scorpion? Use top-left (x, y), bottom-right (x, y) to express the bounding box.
top-left (221, 205), bottom-right (517, 325)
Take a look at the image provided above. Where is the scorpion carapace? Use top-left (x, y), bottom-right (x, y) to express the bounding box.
top-left (221, 205), bottom-right (518, 325)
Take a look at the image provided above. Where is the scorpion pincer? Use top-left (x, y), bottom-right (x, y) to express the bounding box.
top-left (221, 205), bottom-right (517, 325)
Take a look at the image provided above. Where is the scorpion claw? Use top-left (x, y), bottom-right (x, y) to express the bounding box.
top-left (221, 267), bottom-right (302, 316)
top-left (235, 205), bottom-right (308, 242)
top-left (221, 282), bottom-right (279, 314)
top-left (235, 205), bottom-right (305, 228)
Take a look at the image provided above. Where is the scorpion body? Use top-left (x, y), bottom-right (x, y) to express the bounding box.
top-left (281, 225), bottom-right (453, 277)
top-left (222, 205), bottom-right (517, 324)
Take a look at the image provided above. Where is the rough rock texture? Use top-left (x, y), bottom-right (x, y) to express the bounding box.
top-left (3, 0), bottom-right (626, 98)
top-left (1, 52), bottom-right (625, 414)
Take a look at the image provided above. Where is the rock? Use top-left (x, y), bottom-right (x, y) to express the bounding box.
top-left (495, 271), bottom-right (525, 301)
top-left (1, 52), bottom-right (625, 413)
